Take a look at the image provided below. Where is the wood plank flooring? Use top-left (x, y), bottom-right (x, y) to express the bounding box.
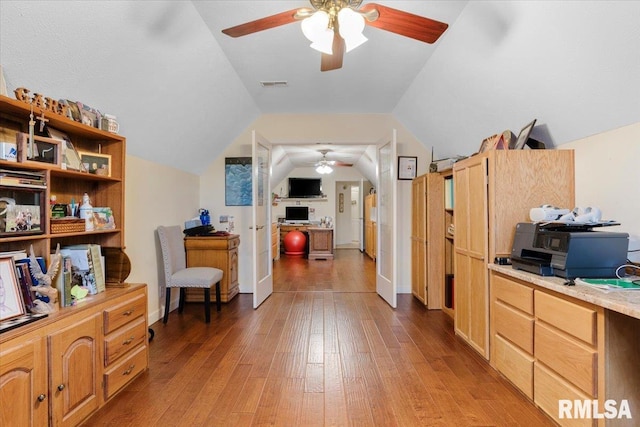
top-left (86, 249), bottom-right (555, 426)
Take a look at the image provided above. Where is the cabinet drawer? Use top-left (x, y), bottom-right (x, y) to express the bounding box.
top-left (494, 301), bottom-right (534, 354)
top-left (534, 363), bottom-right (593, 427)
top-left (103, 345), bottom-right (147, 400)
top-left (535, 291), bottom-right (596, 345)
top-left (227, 237), bottom-right (239, 250)
top-left (535, 322), bottom-right (597, 397)
top-left (103, 294), bottom-right (146, 334)
top-left (494, 334), bottom-right (534, 399)
top-left (104, 317), bottom-right (147, 366)
top-left (493, 274), bottom-right (533, 315)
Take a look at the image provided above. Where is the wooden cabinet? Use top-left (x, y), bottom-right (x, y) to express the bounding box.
top-left (0, 285), bottom-right (149, 426)
top-left (490, 271), bottom-right (603, 426)
top-left (184, 235), bottom-right (240, 303)
top-left (411, 173), bottom-right (444, 308)
top-left (308, 227), bottom-right (333, 260)
top-left (0, 95), bottom-right (126, 259)
top-left (453, 150), bottom-right (575, 359)
top-left (364, 194), bottom-right (376, 260)
top-left (271, 222), bottom-right (279, 260)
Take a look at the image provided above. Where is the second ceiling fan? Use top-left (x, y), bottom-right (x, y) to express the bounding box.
top-left (221, 0), bottom-right (449, 72)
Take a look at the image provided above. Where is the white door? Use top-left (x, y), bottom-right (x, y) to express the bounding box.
top-left (376, 130), bottom-right (397, 307)
top-left (358, 179), bottom-right (365, 252)
top-left (252, 131), bottom-right (272, 308)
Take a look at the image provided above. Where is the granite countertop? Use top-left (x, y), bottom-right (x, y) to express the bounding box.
top-left (489, 264), bottom-right (640, 320)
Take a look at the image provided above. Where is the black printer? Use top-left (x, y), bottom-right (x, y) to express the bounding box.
top-left (511, 222), bottom-right (629, 279)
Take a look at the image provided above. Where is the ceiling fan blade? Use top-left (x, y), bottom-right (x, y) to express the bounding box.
top-left (360, 3), bottom-right (448, 44)
top-left (222, 9), bottom-right (302, 37)
top-left (321, 32), bottom-right (345, 72)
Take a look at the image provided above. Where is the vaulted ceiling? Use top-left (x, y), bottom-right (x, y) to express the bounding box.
top-left (1, 1), bottom-right (639, 177)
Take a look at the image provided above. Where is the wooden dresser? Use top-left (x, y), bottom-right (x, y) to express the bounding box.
top-left (308, 227), bottom-right (334, 260)
top-left (184, 234), bottom-right (240, 303)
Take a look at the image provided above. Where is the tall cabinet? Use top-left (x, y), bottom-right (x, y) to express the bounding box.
top-left (364, 193), bottom-right (376, 260)
top-left (411, 172), bottom-right (444, 308)
top-left (453, 150), bottom-right (575, 359)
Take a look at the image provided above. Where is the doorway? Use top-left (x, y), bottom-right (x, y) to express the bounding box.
top-left (335, 181), bottom-right (362, 249)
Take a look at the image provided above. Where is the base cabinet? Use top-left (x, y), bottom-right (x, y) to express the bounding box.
top-left (184, 235), bottom-right (240, 303)
top-left (364, 194), bottom-right (376, 260)
top-left (308, 228), bottom-right (333, 260)
top-left (0, 284), bottom-right (149, 427)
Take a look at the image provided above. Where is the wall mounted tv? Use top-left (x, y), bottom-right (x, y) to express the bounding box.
top-left (288, 177), bottom-right (323, 198)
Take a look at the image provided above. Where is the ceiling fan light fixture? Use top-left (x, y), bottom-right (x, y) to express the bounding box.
top-left (310, 30), bottom-right (334, 54)
top-left (301, 11), bottom-right (329, 42)
top-left (316, 164), bottom-right (333, 174)
top-left (338, 7), bottom-right (367, 52)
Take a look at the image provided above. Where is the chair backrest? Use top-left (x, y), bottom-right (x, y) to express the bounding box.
top-left (157, 225), bottom-right (186, 287)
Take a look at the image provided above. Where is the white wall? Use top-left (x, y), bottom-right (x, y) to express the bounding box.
top-left (559, 122), bottom-right (640, 263)
top-left (124, 155), bottom-right (200, 323)
top-left (199, 114), bottom-right (431, 295)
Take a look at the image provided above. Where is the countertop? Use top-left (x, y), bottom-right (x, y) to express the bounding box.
top-left (489, 264), bottom-right (640, 320)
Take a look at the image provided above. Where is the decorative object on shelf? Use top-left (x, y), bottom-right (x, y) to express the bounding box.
top-left (100, 114), bottom-right (119, 134)
top-left (50, 217), bottom-right (85, 234)
top-left (16, 133), bottom-right (62, 167)
top-left (398, 156), bottom-right (417, 180)
top-left (14, 87), bottom-right (69, 118)
top-left (0, 255), bottom-right (26, 322)
top-left (27, 244), bottom-right (61, 313)
top-left (199, 208), bottom-right (211, 225)
top-left (93, 207), bottom-right (115, 230)
top-left (79, 192), bottom-right (94, 231)
top-left (4, 204), bottom-right (41, 232)
top-left (225, 157), bottom-right (252, 206)
top-left (78, 151), bottom-right (111, 176)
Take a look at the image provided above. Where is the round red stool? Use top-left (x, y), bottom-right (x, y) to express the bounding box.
top-left (283, 230), bottom-right (306, 257)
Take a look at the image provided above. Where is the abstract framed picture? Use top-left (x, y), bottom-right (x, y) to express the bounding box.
top-left (0, 256), bottom-right (26, 322)
top-left (225, 157), bottom-right (252, 206)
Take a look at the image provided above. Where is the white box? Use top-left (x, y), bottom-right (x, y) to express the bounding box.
top-left (0, 141), bottom-right (17, 162)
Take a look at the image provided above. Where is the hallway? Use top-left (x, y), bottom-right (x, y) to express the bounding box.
top-left (87, 250), bottom-right (554, 426)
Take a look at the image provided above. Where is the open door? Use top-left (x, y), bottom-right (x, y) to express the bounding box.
top-left (252, 131), bottom-right (272, 308)
top-left (376, 130), bottom-right (398, 307)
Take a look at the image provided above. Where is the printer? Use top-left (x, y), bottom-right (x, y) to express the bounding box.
top-left (511, 222), bottom-right (629, 279)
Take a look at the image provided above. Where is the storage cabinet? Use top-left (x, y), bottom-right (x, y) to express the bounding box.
top-left (364, 193), bottom-right (376, 260)
top-left (308, 227), bottom-right (333, 260)
top-left (410, 172), bottom-right (444, 308)
top-left (0, 284), bottom-right (149, 426)
top-left (453, 150), bottom-right (575, 359)
top-left (271, 222), bottom-right (279, 260)
top-left (184, 234), bottom-right (240, 303)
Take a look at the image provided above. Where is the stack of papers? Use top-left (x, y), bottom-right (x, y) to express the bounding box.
top-left (576, 278), bottom-right (640, 291)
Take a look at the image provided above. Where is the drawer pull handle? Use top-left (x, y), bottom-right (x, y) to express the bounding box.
top-left (123, 310), bottom-right (134, 316)
top-left (123, 364), bottom-right (135, 375)
top-left (37, 394), bottom-right (46, 402)
top-left (57, 384), bottom-right (65, 391)
top-left (123, 337), bottom-right (134, 345)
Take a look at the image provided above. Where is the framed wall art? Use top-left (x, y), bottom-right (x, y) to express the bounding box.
top-left (78, 151), bottom-right (111, 176)
top-left (0, 256), bottom-right (26, 322)
top-left (397, 156), bottom-right (417, 180)
top-left (225, 157), bottom-right (252, 206)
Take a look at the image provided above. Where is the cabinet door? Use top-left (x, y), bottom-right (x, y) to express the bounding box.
top-left (411, 176), bottom-right (427, 304)
top-left (49, 314), bottom-right (100, 427)
top-left (0, 338), bottom-right (48, 426)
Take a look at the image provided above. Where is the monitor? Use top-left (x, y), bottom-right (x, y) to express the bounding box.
top-left (285, 206), bottom-right (309, 223)
top-left (288, 177), bottom-right (323, 198)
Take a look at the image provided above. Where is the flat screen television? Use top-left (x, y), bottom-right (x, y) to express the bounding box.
top-left (285, 206), bottom-right (309, 223)
top-left (288, 177), bottom-right (323, 198)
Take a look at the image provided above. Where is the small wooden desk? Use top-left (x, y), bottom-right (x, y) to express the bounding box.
top-left (307, 227), bottom-right (334, 260)
top-left (184, 234), bottom-right (240, 303)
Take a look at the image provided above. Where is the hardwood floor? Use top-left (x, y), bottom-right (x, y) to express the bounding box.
top-left (86, 249), bottom-right (555, 426)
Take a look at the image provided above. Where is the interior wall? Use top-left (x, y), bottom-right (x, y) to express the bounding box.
top-left (558, 122), bottom-right (640, 262)
top-left (124, 155), bottom-right (200, 324)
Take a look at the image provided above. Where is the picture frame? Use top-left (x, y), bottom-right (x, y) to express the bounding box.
top-left (0, 256), bottom-right (26, 322)
top-left (397, 156), bottom-right (417, 180)
top-left (16, 133), bottom-right (62, 167)
top-left (78, 151), bottom-right (111, 176)
top-left (47, 127), bottom-right (86, 172)
top-left (225, 157), bottom-right (252, 206)
top-left (512, 119), bottom-right (537, 150)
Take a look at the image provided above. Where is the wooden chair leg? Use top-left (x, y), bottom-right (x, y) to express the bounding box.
top-left (204, 288), bottom-right (211, 323)
top-left (215, 281), bottom-right (221, 312)
top-left (163, 287), bottom-right (172, 323)
top-left (178, 288), bottom-right (186, 313)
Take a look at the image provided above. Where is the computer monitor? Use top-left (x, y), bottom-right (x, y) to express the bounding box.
top-left (285, 206), bottom-right (309, 223)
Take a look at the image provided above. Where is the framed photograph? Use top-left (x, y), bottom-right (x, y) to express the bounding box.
top-left (78, 151), bottom-right (111, 176)
top-left (0, 256), bottom-right (26, 322)
top-left (397, 156), bottom-right (417, 180)
top-left (512, 119), bottom-right (537, 150)
top-left (16, 133), bottom-right (62, 167)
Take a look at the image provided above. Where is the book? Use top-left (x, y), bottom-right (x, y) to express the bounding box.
top-left (54, 255), bottom-right (73, 307)
top-left (60, 244), bottom-right (104, 295)
top-left (15, 257), bottom-right (48, 305)
top-left (15, 262), bottom-right (35, 310)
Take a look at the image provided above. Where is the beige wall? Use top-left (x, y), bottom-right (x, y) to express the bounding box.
top-left (559, 122), bottom-right (640, 262)
top-left (124, 155), bottom-right (200, 323)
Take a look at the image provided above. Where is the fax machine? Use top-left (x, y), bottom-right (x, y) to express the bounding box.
top-left (511, 222), bottom-right (628, 279)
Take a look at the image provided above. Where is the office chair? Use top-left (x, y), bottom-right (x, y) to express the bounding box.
top-left (157, 225), bottom-right (222, 323)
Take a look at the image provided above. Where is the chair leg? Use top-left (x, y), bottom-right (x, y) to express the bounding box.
top-left (178, 288), bottom-right (185, 313)
top-left (204, 288), bottom-right (211, 323)
top-left (215, 281), bottom-right (221, 312)
top-left (163, 287), bottom-right (171, 323)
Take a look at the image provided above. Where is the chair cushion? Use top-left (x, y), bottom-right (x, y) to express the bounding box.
top-left (170, 267), bottom-right (223, 288)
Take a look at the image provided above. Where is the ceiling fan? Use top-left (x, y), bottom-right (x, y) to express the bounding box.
top-left (307, 149), bottom-right (353, 173)
top-left (221, 0), bottom-right (449, 72)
